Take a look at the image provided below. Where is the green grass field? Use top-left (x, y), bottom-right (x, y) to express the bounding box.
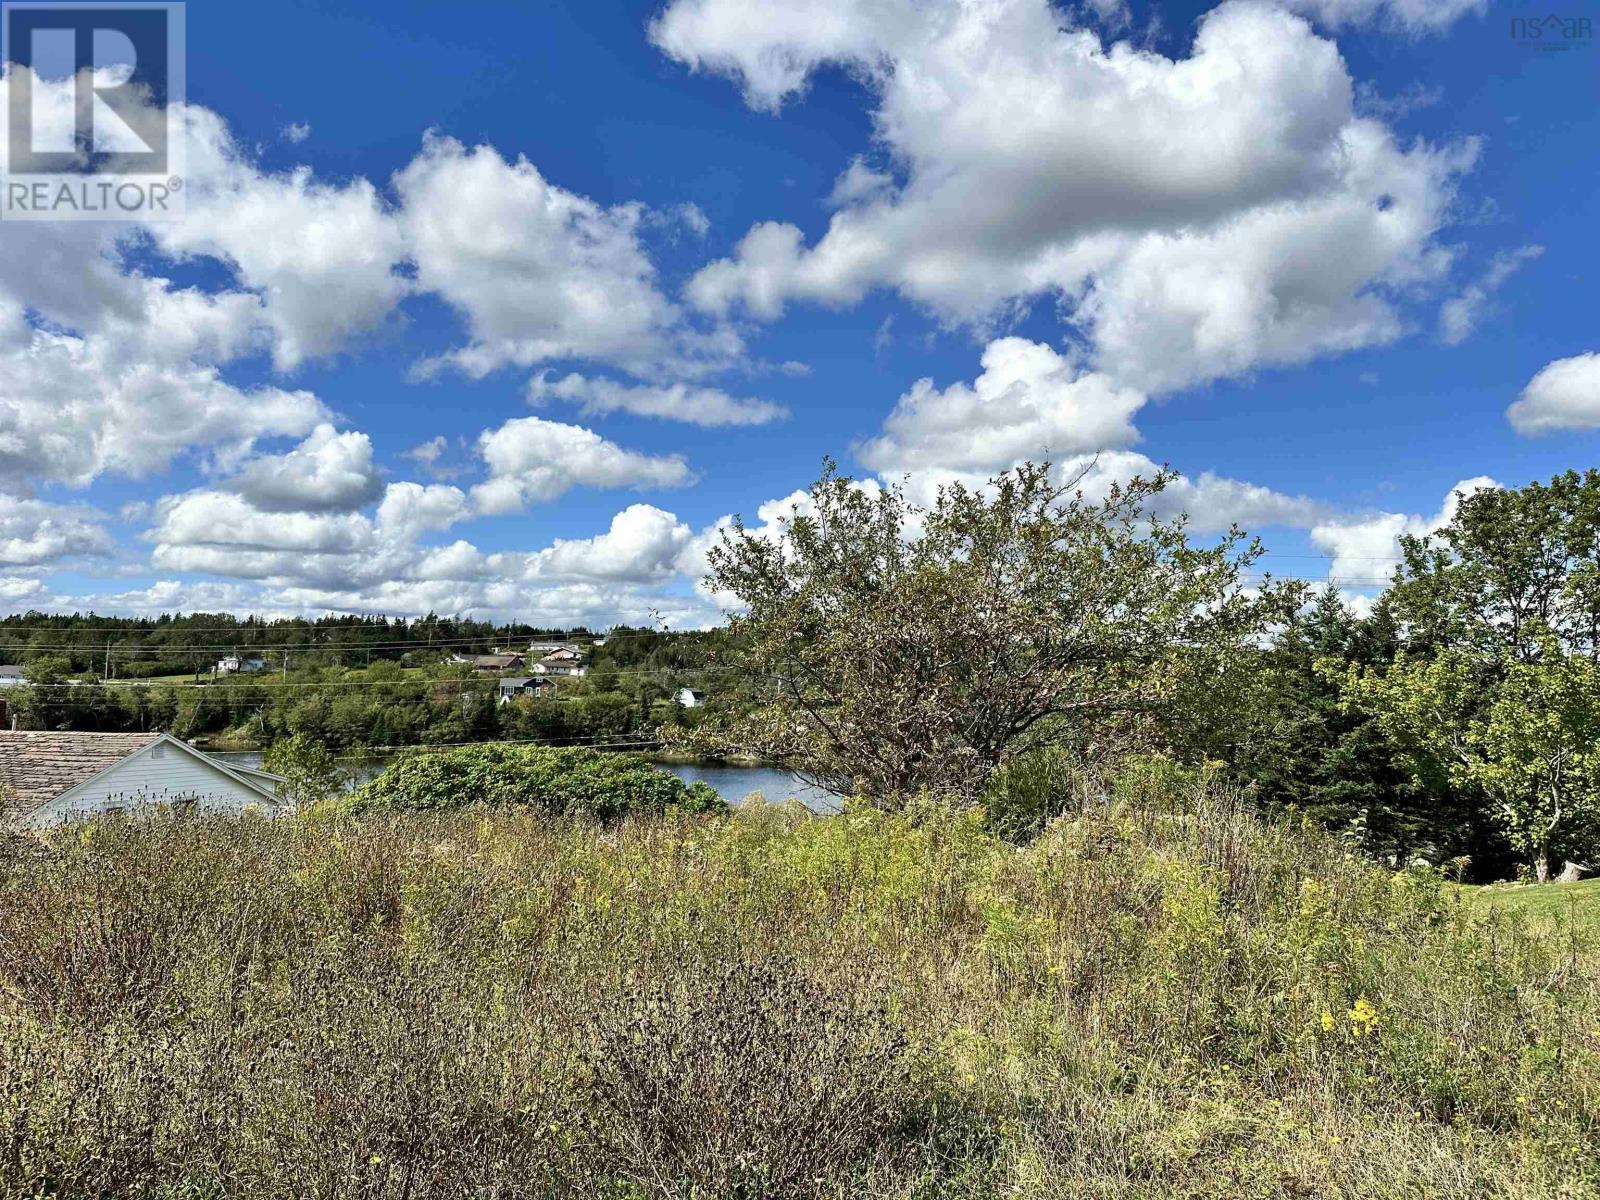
top-left (1464, 877), bottom-right (1600, 932)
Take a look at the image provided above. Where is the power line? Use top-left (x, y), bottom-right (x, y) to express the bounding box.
top-left (1, 727), bottom-right (668, 750)
top-left (0, 621), bottom-right (718, 641)
top-left (1240, 580), bottom-right (1403, 588)
top-left (1257, 553), bottom-right (1404, 561)
top-left (0, 620), bottom-right (563, 640)
top-left (0, 635), bottom-right (610, 653)
top-left (1, 640), bottom-right (507, 655)
top-left (13, 663), bottom-right (767, 689)
top-left (327, 733), bottom-right (672, 755)
top-left (18, 683), bottom-right (762, 703)
top-left (0, 643), bottom-right (507, 655)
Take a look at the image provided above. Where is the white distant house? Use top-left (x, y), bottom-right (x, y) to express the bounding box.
top-left (0, 731), bottom-right (285, 829)
top-left (530, 647), bottom-right (587, 677)
top-left (0, 665), bottom-right (23, 689)
top-left (676, 688), bottom-right (704, 708)
top-left (215, 654), bottom-right (267, 675)
top-left (528, 641), bottom-right (585, 658)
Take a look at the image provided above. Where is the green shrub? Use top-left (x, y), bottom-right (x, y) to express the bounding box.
top-left (979, 746), bottom-right (1080, 841)
top-left (346, 743), bottom-right (728, 819)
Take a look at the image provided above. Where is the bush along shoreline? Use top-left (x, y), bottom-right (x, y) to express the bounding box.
top-left (345, 743), bottom-right (727, 818)
top-left (0, 774), bottom-right (1596, 1198)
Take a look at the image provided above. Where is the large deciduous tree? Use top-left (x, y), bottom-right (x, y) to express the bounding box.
top-left (1350, 645), bottom-right (1600, 881)
top-left (1350, 471), bottom-right (1600, 880)
top-left (1390, 469), bottom-right (1600, 663)
top-left (705, 461), bottom-right (1297, 804)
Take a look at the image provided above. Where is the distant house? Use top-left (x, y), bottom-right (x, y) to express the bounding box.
top-left (0, 665), bottom-right (23, 689)
top-left (530, 649), bottom-right (586, 677)
top-left (215, 655), bottom-right (267, 675)
top-left (0, 731), bottom-right (285, 829)
top-left (676, 688), bottom-right (704, 708)
top-left (528, 641), bottom-right (584, 659)
top-left (453, 653), bottom-right (526, 672)
top-left (497, 676), bottom-right (553, 704)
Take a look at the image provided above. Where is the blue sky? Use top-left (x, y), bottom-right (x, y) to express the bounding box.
top-left (1, 0), bottom-right (1595, 626)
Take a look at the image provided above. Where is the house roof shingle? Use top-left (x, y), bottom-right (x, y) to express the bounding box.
top-left (476, 654), bottom-right (524, 669)
top-left (0, 731), bottom-right (162, 820)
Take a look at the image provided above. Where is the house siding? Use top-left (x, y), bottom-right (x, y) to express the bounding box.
top-left (23, 745), bottom-right (277, 827)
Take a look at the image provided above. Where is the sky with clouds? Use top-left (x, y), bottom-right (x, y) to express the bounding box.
top-left (0, 0), bottom-right (1595, 628)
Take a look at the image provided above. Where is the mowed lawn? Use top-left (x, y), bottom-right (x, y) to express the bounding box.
top-left (1463, 877), bottom-right (1600, 932)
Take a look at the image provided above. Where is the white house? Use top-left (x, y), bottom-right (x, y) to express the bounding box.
top-left (676, 688), bottom-right (704, 708)
top-left (0, 731), bottom-right (285, 829)
top-left (531, 661), bottom-right (587, 677)
top-left (530, 648), bottom-right (587, 677)
top-left (0, 665), bottom-right (23, 688)
top-left (528, 641), bottom-right (584, 658)
top-left (215, 655), bottom-right (267, 675)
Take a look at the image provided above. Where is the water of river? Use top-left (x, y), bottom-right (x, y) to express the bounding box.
top-left (213, 750), bottom-right (840, 813)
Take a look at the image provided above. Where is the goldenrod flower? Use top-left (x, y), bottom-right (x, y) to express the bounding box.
top-left (1347, 996), bottom-right (1379, 1036)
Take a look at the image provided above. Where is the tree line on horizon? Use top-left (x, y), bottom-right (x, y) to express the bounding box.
top-left (0, 613), bottom-right (597, 679)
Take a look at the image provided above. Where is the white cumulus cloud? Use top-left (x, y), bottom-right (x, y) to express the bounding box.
top-left (528, 372), bottom-right (787, 427)
top-left (230, 424), bottom-right (385, 513)
top-left (1506, 353), bottom-right (1600, 436)
top-left (858, 338), bottom-right (1146, 476)
top-left (395, 134), bottom-right (739, 381)
top-left (0, 325), bottom-right (328, 493)
top-left (1310, 475), bottom-right (1497, 583)
top-left (660, 0), bottom-right (1478, 394)
top-left (155, 105), bottom-right (408, 370)
top-left (472, 417), bottom-right (695, 514)
top-left (0, 500), bottom-right (113, 566)
top-left (514, 504), bottom-right (695, 582)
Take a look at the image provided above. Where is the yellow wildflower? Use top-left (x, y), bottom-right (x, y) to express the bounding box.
top-left (1347, 996), bottom-right (1379, 1037)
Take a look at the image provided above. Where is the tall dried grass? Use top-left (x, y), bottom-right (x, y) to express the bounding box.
top-left (0, 784), bottom-right (1594, 1198)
